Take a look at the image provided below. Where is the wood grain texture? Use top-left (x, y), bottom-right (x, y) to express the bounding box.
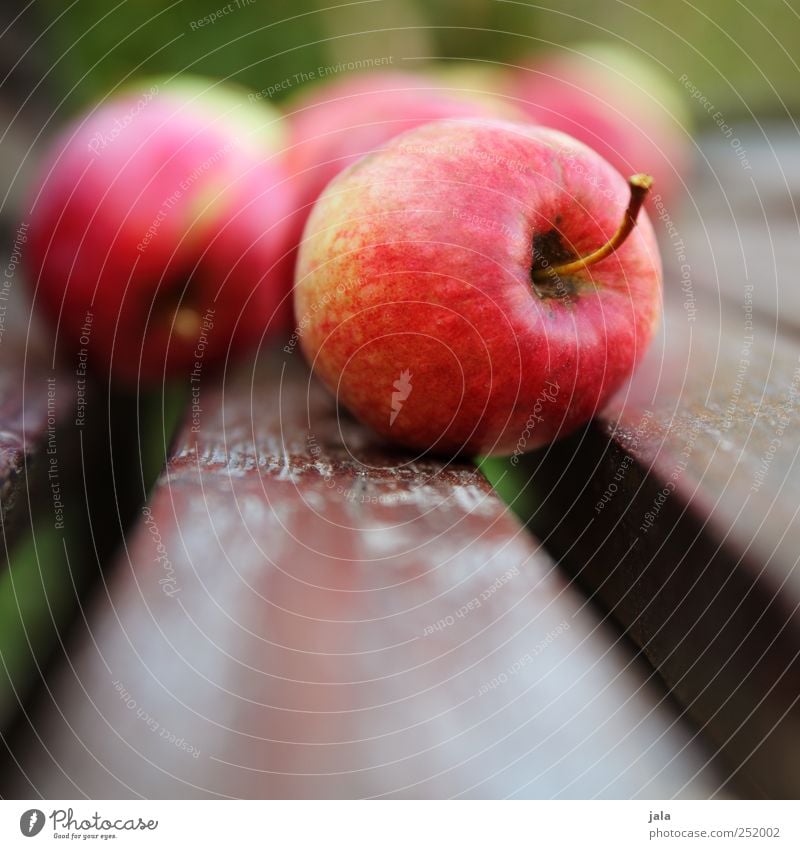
top-left (526, 278), bottom-right (800, 797)
top-left (6, 353), bottom-right (724, 799)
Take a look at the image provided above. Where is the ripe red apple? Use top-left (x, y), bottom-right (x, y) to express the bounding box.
top-left (26, 76), bottom-right (296, 385)
top-left (295, 119), bottom-right (661, 457)
top-left (508, 43), bottom-right (691, 207)
top-left (285, 71), bottom-right (523, 246)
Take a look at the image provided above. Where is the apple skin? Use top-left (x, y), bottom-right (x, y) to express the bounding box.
top-left (285, 71), bottom-right (523, 247)
top-left (26, 76), bottom-right (296, 386)
top-left (295, 119), bottom-right (662, 457)
top-left (508, 44), bottom-right (692, 208)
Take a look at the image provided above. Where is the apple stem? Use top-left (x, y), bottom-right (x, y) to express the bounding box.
top-left (531, 174), bottom-right (653, 283)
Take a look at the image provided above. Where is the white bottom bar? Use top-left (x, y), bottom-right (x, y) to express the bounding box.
top-left (1, 800), bottom-right (796, 847)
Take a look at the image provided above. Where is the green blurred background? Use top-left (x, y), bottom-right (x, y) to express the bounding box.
top-left (10, 0), bottom-right (800, 120)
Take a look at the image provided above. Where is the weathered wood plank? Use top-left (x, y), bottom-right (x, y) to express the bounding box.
top-left (0, 263), bottom-right (147, 730)
top-left (0, 278), bottom-right (70, 548)
top-left (675, 130), bottom-right (800, 327)
top-left (4, 351), bottom-right (725, 798)
top-left (0, 271), bottom-right (86, 729)
top-left (524, 279), bottom-right (800, 798)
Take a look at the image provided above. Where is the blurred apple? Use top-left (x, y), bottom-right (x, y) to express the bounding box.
top-left (285, 70), bottom-right (524, 247)
top-left (26, 75), bottom-right (295, 385)
top-left (508, 43), bottom-right (692, 207)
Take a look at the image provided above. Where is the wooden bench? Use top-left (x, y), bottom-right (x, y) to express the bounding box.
top-left (513, 132), bottom-right (800, 798)
top-left (1, 351), bottom-right (723, 798)
top-left (2, 131), bottom-right (795, 799)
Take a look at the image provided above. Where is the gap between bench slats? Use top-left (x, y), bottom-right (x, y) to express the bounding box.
top-left (526, 283), bottom-right (800, 798)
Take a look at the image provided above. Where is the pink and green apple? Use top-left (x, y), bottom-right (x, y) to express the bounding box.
top-left (26, 75), bottom-right (296, 385)
top-left (508, 43), bottom-right (692, 207)
top-left (295, 119), bottom-right (661, 457)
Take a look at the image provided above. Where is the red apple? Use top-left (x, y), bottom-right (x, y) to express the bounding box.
top-left (508, 43), bottom-right (692, 207)
top-left (26, 76), bottom-right (296, 385)
top-left (285, 71), bottom-right (523, 247)
top-left (294, 119), bottom-right (661, 457)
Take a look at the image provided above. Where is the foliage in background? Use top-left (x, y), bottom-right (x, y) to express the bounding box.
top-left (35, 0), bottom-right (800, 128)
top-left (0, 518), bottom-right (70, 727)
top-left (426, 0), bottom-right (800, 120)
top-left (36, 0), bottom-right (431, 116)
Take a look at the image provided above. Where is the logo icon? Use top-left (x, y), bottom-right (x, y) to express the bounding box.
top-left (389, 369), bottom-right (413, 426)
top-left (19, 809), bottom-right (45, 837)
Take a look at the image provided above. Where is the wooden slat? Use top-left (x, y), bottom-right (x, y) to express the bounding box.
top-left (0, 293), bottom-right (69, 548)
top-left (524, 278), bottom-right (800, 798)
top-left (0, 278), bottom-right (89, 729)
top-left (4, 351), bottom-right (726, 799)
top-left (0, 288), bottom-right (66, 727)
top-left (681, 130), bottom-right (800, 327)
top-left (0, 274), bottom-right (145, 730)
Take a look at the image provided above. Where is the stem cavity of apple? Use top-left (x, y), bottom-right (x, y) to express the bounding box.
top-left (531, 173), bottom-right (653, 288)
